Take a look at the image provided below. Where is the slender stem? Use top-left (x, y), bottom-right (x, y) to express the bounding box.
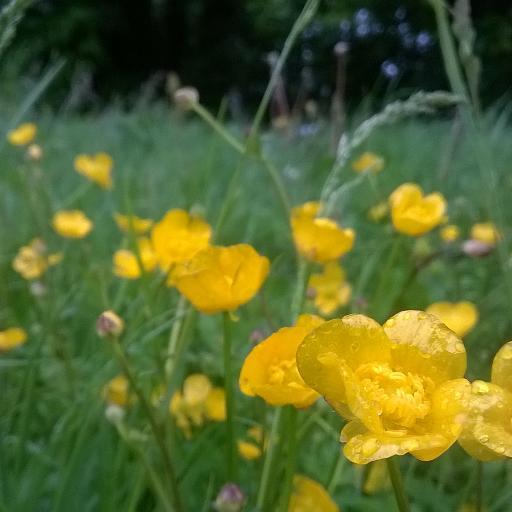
top-left (277, 407), bottom-right (299, 512)
top-left (327, 453), bottom-right (346, 495)
top-left (165, 295), bottom-right (188, 383)
top-left (290, 258), bottom-right (310, 323)
top-left (386, 457), bottom-right (411, 512)
top-left (222, 311), bottom-right (237, 480)
top-left (475, 460), bottom-right (483, 512)
top-left (259, 156), bottom-right (291, 219)
top-left (256, 407), bottom-right (285, 510)
top-left (112, 342), bottom-right (183, 512)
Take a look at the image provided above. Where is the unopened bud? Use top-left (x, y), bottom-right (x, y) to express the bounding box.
top-left (30, 281), bottom-right (47, 298)
top-left (27, 143), bottom-right (43, 161)
top-left (334, 41), bottom-right (349, 57)
top-left (306, 286), bottom-right (316, 300)
top-left (105, 404), bottom-right (125, 425)
top-left (462, 239), bottom-right (493, 258)
top-left (249, 329), bottom-right (265, 343)
top-left (213, 483), bottom-right (246, 512)
top-left (174, 87), bottom-right (199, 110)
top-left (97, 310), bottom-right (124, 338)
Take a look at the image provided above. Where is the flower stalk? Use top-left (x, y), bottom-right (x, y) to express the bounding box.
top-left (386, 457), bottom-right (411, 512)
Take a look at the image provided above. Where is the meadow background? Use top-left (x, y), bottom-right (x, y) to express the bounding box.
top-left (1, 1), bottom-right (512, 511)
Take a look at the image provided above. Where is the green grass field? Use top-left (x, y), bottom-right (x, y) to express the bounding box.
top-left (1, 96), bottom-right (512, 512)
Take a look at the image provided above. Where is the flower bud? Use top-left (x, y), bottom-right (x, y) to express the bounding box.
top-left (27, 143), bottom-right (43, 161)
top-left (334, 41), bottom-right (349, 57)
top-left (105, 404), bottom-right (125, 425)
top-left (174, 87), bottom-right (199, 110)
top-left (213, 483), bottom-right (245, 512)
top-left (96, 310), bottom-right (124, 338)
top-left (462, 239), bottom-right (493, 258)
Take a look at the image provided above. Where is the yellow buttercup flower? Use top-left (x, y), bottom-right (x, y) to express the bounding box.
top-left (12, 238), bottom-right (62, 280)
top-left (440, 224), bottom-right (460, 243)
top-left (74, 153), bottom-right (114, 189)
top-left (288, 475), bottom-right (340, 512)
top-left (7, 123), bottom-right (37, 146)
top-left (151, 209), bottom-right (212, 271)
top-left (0, 328), bottom-right (28, 352)
top-left (239, 314), bottom-right (323, 408)
top-left (308, 262), bottom-right (352, 316)
top-left (103, 375), bottom-right (130, 407)
top-left (291, 202), bottom-right (355, 263)
top-left (458, 341), bottom-right (512, 461)
top-left (426, 302), bottom-right (478, 338)
top-left (470, 222), bottom-right (500, 246)
top-left (389, 183), bottom-right (446, 236)
top-left (114, 213), bottom-right (153, 234)
top-left (170, 374), bottom-right (226, 438)
top-left (297, 310), bottom-right (468, 464)
top-left (52, 210), bottom-right (93, 239)
top-left (238, 425), bottom-right (264, 460)
top-left (113, 238), bottom-right (157, 279)
top-left (367, 202), bottom-right (389, 222)
top-left (352, 151), bottom-right (384, 174)
top-left (173, 244), bottom-right (269, 314)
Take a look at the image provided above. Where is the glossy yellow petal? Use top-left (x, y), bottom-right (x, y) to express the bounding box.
top-left (384, 310), bottom-right (466, 384)
top-left (291, 202), bottom-right (355, 262)
top-left (74, 153), bottom-right (113, 189)
top-left (103, 375), bottom-right (129, 407)
top-left (389, 183), bottom-right (446, 236)
top-left (237, 440), bottom-right (262, 460)
top-left (459, 380), bottom-right (512, 461)
top-left (52, 210), bottom-right (93, 239)
top-left (309, 262), bottom-right (351, 316)
top-left (0, 327), bottom-right (28, 352)
top-left (173, 244), bottom-right (269, 314)
top-left (471, 222), bottom-right (500, 245)
top-left (114, 213), bottom-right (153, 234)
top-left (7, 123), bottom-right (36, 146)
top-left (205, 387), bottom-right (226, 421)
top-left (240, 315), bottom-right (323, 408)
top-left (491, 341), bottom-right (512, 393)
top-left (113, 249), bottom-right (141, 279)
top-left (288, 475), bottom-right (339, 512)
top-left (297, 315), bottom-right (391, 417)
top-left (151, 209), bottom-right (212, 270)
top-left (352, 151), bottom-right (384, 174)
top-left (425, 302), bottom-right (478, 338)
top-left (183, 374), bottom-right (212, 406)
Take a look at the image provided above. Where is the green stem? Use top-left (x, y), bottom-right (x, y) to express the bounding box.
top-left (475, 460), bottom-right (483, 512)
top-left (290, 258), bottom-right (310, 323)
top-left (386, 457), bottom-right (411, 512)
top-left (259, 156), bottom-right (291, 219)
top-left (222, 311), bottom-right (237, 480)
top-left (256, 407), bottom-right (285, 510)
top-left (277, 407), bottom-right (299, 512)
top-left (165, 295), bottom-right (188, 383)
top-left (112, 342), bottom-right (183, 512)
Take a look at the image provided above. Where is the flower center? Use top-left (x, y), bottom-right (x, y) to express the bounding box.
top-left (268, 358), bottom-right (302, 388)
top-left (355, 363), bottom-right (433, 429)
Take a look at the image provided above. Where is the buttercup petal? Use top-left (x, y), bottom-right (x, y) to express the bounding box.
top-left (491, 341), bottom-right (512, 393)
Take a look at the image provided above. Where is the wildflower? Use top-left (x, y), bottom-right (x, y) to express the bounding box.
top-left (213, 483), bottom-right (246, 512)
top-left (367, 202), bottom-right (389, 222)
top-left (440, 224), bottom-right (460, 243)
top-left (0, 327), bottom-right (27, 352)
top-left (27, 143), bottom-right (43, 161)
top-left (151, 209), bottom-right (212, 272)
top-left (239, 314), bottom-right (323, 408)
top-left (173, 244), bottom-right (269, 314)
top-left (462, 239), bottom-right (493, 258)
top-left (12, 238), bottom-right (62, 280)
top-left (103, 375), bottom-right (130, 407)
top-left (458, 341), bottom-right (512, 461)
top-left (297, 310), bottom-right (469, 464)
top-left (238, 425), bottom-right (264, 460)
top-left (470, 222), bottom-right (500, 246)
top-left (291, 202), bottom-right (355, 262)
top-left (114, 213), bottom-right (153, 234)
top-left (352, 152), bottom-right (384, 174)
top-left (174, 87), bottom-right (199, 110)
top-left (96, 310), bottom-right (125, 338)
top-left (308, 262), bottom-right (352, 316)
top-left (52, 210), bottom-right (93, 239)
top-left (113, 238), bottom-right (157, 279)
top-left (7, 123), bottom-right (37, 146)
top-left (74, 153), bottom-right (114, 189)
top-left (170, 374), bottom-right (226, 438)
top-left (288, 475), bottom-right (339, 512)
top-left (389, 183), bottom-right (446, 236)
top-left (426, 302), bottom-right (478, 338)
